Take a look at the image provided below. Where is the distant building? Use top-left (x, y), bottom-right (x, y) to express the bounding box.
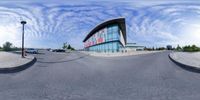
top-left (83, 18), bottom-right (144, 53)
top-left (166, 45), bottom-right (172, 50)
top-left (124, 43), bottom-right (145, 52)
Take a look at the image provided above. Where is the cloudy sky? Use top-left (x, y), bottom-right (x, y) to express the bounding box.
top-left (0, 0), bottom-right (200, 49)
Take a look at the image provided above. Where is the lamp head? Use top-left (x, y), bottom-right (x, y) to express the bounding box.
top-left (21, 21), bottom-right (27, 24)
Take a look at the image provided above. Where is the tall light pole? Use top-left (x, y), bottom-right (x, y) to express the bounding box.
top-left (21, 21), bottom-right (27, 58)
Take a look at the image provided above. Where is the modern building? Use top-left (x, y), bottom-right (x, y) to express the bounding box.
top-left (83, 18), bottom-right (143, 53)
top-left (83, 18), bottom-right (126, 53)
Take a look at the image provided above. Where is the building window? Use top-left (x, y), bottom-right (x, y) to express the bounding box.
top-left (106, 25), bottom-right (119, 42)
top-left (109, 43), bottom-right (112, 52)
top-left (85, 24), bottom-right (123, 52)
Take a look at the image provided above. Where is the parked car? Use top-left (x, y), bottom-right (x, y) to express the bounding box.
top-left (52, 49), bottom-right (65, 52)
top-left (52, 49), bottom-right (57, 52)
top-left (47, 48), bottom-right (51, 51)
top-left (57, 49), bottom-right (65, 52)
top-left (26, 48), bottom-right (38, 54)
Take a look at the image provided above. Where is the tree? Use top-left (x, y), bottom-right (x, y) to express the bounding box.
top-left (67, 44), bottom-right (71, 49)
top-left (152, 47), bottom-right (155, 51)
top-left (191, 45), bottom-right (200, 51)
top-left (62, 43), bottom-right (68, 49)
top-left (158, 47), bottom-right (165, 50)
top-left (71, 47), bottom-right (75, 50)
top-left (3, 41), bottom-right (13, 51)
top-left (176, 44), bottom-right (182, 51)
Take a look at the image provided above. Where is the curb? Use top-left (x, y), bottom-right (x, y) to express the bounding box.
top-left (168, 53), bottom-right (200, 73)
top-left (82, 51), bottom-right (163, 58)
top-left (0, 57), bottom-right (37, 73)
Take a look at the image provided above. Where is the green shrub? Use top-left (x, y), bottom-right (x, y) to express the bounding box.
top-left (182, 45), bottom-right (200, 52)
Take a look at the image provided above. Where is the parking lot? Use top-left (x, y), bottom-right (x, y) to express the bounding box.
top-left (0, 50), bottom-right (200, 100)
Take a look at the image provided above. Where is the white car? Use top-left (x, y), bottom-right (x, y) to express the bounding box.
top-left (26, 48), bottom-right (38, 54)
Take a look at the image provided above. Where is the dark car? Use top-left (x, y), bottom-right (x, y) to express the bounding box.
top-left (52, 49), bottom-right (57, 52)
top-left (47, 48), bottom-right (51, 51)
top-left (56, 49), bottom-right (65, 52)
top-left (52, 49), bottom-right (65, 52)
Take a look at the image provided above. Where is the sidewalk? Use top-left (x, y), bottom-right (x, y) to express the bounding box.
top-left (169, 52), bottom-right (200, 71)
top-left (0, 52), bottom-right (36, 72)
top-left (81, 50), bottom-right (163, 57)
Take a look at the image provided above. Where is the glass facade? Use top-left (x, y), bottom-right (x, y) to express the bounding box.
top-left (84, 24), bottom-right (124, 52)
top-left (88, 42), bottom-right (121, 52)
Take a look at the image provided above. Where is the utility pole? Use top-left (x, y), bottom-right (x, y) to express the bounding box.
top-left (21, 21), bottom-right (27, 58)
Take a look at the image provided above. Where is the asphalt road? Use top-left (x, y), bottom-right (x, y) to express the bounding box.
top-left (0, 50), bottom-right (200, 100)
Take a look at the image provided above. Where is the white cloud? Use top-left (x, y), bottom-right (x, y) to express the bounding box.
top-left (0, 1), bottom-right (200, 48)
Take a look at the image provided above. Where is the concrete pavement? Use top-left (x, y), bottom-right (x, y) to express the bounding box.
top-left (1, 50), bottom-right (200, 100)
top-left (82, 50), bottom-right (163, 57)
top-left (0, 51), bottom-right (36, 72)
top-left (169, 52), bottom-right (200, 72)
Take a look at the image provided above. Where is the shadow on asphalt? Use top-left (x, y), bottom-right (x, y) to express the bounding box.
top-left (36, 57), bottom-right (44, 60)
top-left (35, 52), bottom-right (45, 55)
top-left (0, 58), bottom-right (37, 74)
top-left (36, 54), bottom-right (89, 64)
top-left (11, 51), bottom-right (45, 55)
top-left (26, 52), bottom-right (45, 56)
top-left (179, 66), bottom-right (200, 73)
top-left (168, 55), bottom-right (200, 74)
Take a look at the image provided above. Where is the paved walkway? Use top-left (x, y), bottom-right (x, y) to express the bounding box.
top-left (170, 52), bottom-right (200, 68)
top-left (0, 52), bottom-right (34, 68)
top-left (82, 50), bottom-right (164, 57)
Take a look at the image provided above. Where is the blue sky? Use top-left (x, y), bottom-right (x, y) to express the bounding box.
top-left (0, 0), bottom-right (200, 49)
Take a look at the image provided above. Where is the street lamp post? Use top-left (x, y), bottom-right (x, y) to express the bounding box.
top-left (21, 21), bottom-right (27, 58)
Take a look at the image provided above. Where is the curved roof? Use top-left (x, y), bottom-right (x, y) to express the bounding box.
top-left (83, 18), bottom-right (126, 43)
